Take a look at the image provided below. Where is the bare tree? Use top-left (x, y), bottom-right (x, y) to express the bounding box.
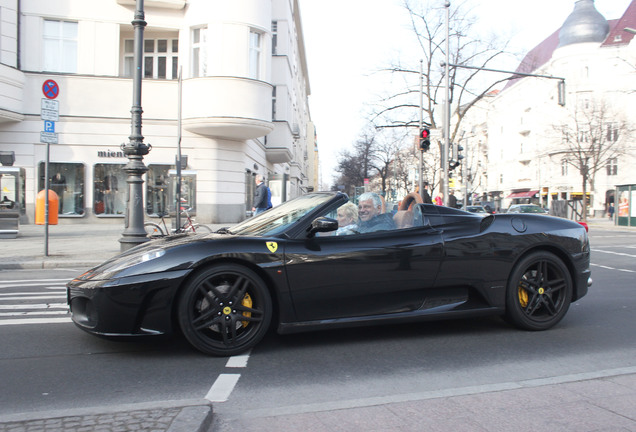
top-left (334, 127), bottom-right (410, 196)
top-left (556, 98), bottom-right (632, 222)
top-left (371, 0), bottom-right (512, 185)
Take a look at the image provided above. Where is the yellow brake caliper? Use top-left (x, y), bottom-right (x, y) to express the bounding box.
top-left (518, 284), bottom-right (529, 308)
top-left (241, 293), bottom-right (252, 327)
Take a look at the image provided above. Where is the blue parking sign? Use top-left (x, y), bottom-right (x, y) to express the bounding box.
top-left (44, 120), bottom-right (55, 133)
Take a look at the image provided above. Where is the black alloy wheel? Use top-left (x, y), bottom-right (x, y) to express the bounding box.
top-left (505, 251), bottom-right (573, 331)
top-left (178, 264), bottom-right (272, 356)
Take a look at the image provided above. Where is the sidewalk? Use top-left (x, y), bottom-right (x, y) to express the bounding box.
top-left (1, 219), bottom-right (635, 431)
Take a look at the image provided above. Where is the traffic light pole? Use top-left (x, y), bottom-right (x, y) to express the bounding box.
top-left (418, 59), bottom-right (424, 196)
top-left (442, 1), bottom-right (450, 207)
top-left (445, 63), bottom-right (566, 106)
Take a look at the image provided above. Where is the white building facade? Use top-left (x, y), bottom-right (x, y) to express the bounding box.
top-left (0, 0), bottom-right (316, 224)
top-left (459, 0), bottom-right (636, 218)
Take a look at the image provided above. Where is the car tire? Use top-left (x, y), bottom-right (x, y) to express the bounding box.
top-left (505, 251), bottom-right (573, 331)
top-left (178, 264), bottom-right (272, 356)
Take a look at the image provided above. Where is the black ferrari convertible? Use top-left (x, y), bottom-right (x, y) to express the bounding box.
top-left (67, 191), bottom-right (591, 356)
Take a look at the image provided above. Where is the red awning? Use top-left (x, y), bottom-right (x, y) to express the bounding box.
top-left (507, 190), bottom-right (539, 199)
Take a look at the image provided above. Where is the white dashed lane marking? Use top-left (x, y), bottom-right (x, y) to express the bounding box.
top-left (205, 350), bottom-right (252, 402)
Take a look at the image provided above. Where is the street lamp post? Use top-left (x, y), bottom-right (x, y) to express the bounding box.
top-left (119, 0), bottom-right (151, 251)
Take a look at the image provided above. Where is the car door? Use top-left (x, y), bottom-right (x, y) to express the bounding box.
top-left (283, 224), bottom-right (444, 322)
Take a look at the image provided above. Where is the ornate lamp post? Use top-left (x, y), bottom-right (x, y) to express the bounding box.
top-left (119, 0), bottom-right (151, 251)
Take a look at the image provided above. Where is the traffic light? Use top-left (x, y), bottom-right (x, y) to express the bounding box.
top-left (419, 128), bottom-right (430, 151)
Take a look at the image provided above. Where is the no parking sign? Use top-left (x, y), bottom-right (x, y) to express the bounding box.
top-left (42, 79), bottom-right (59, 99)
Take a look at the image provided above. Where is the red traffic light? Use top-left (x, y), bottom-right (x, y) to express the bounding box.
top-left (419, 128), bottom-right (431, 151)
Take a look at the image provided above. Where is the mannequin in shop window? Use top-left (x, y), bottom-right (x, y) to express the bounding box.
top-left (50, 172), bottom-right (66, 214)
top-left (103, 174), bottom-right (118, 214)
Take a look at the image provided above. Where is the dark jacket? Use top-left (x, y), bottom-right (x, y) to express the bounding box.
top-left (422, 189), bottom-right (433, 204)
top-left (254, 182), bottom-right (268, 209)
top-left (358, 213), bottom-right (396, 233)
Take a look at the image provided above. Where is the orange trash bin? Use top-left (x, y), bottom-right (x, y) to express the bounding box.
top-left (35, 190), bottom-right (59, 225)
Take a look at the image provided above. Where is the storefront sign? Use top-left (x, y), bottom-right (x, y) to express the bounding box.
top-left (97, 150), bottom-right (126, 158)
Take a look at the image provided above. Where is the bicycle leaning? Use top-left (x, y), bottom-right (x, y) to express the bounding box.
top-left (144, 207), bottom-right (212, 237)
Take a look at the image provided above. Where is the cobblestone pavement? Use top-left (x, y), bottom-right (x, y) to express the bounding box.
top-left (0, 407), bottom-right (180, 432)
top-left (0, 401), bottom-right (213, 432)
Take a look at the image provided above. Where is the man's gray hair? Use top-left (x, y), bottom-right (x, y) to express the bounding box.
top-left (358, 192), bottom-right (382, 209)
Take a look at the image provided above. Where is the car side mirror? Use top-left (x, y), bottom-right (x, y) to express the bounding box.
top-left (307, 217), bottom-right (338, 237)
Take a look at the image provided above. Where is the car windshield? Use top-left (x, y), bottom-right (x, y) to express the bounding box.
top-left (520, 205), bottom-right (546, 213)
top-left (467, 206), bottom-right (485, 213)
top-left (229, 193), bottom-right (339, 236)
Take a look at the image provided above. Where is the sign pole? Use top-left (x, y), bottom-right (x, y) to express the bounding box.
top-left (44, 142), bottom-right (50, 256)
top-left (40, 79), bottom-right (59, 257)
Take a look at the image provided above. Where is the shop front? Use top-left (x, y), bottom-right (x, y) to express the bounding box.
top-left (34, 158), bottom-right (199, 224)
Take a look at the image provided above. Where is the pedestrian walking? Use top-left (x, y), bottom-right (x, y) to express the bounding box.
top-left (252, 175), bottom-right (269, 215)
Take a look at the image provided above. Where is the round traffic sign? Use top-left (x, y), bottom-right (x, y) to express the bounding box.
top-left (42, 79), bottom-right (59, 99)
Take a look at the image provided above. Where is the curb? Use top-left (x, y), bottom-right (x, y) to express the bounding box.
top-left (0, 260), bottom-right (105, 271)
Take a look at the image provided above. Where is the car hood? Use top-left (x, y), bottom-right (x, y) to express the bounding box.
top-left (75, 232), bottom-right (254, 281)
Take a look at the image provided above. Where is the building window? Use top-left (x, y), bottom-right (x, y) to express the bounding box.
top-left (122, 37), bottom-right (178, 79)
top-left (272, 86), bottom-right (277, 120)
top-left (192, 27), bottom-right (207, 78)
top-left (94, 164), bottom-right (126, 216)
top-left (249, 30), bottom-right (262, 79)
top-left (606, 123), bottom-right (619, 142)
top-left (146, 165), bottom-right (171, 216)
top-left (38, 162), bottom-right (85, 216)
top-left (43, 20), bottom-right (77, 73)
top-left (271, 21), bottom-right (278, 55)
top-left (606, 158), bottom-right (618, 176)
top-left (561, 159), bottom-right (568, 176)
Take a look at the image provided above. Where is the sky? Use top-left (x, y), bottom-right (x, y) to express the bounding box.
top-left (297, 0), bottom-right (633, 188)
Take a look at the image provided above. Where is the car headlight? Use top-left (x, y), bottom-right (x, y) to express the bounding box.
top-left (104, 248), bottom-right (166, 273)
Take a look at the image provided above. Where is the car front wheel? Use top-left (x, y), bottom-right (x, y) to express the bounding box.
top-left (505, 251), bottom-right (573, 331)
top-left (178, 264), bottom-right (272, 356)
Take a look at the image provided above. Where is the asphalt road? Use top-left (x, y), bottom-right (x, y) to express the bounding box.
top-left (0, 226), bottom-right (634, 431)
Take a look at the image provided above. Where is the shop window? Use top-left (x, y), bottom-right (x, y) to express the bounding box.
top-left (146, 165), bottom-right (171, 216)
top-left (38, 162), bottom-right (85, 216)
top-left (94, 164), bottom-right (126, 216)
top-left (0, 167), bottom-right (26, 214)
top-left (168, 170), bottom-right (196, 214)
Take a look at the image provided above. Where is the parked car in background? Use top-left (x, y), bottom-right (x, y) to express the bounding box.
top-left (476, 202), bottom-right (496, 214)
top-left (507, 204), bottom-right (549, 214)
top-left (465, 205), bottom-right (488, 213)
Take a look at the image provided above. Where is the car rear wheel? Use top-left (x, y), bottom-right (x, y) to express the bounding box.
top-left (505, 251), bottom-right (572, 331)
top-left (178, 264), bottom-right (272, 356)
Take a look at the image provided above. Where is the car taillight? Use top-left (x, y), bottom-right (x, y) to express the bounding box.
top-left (577, 221), bottom-right (589, 232)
